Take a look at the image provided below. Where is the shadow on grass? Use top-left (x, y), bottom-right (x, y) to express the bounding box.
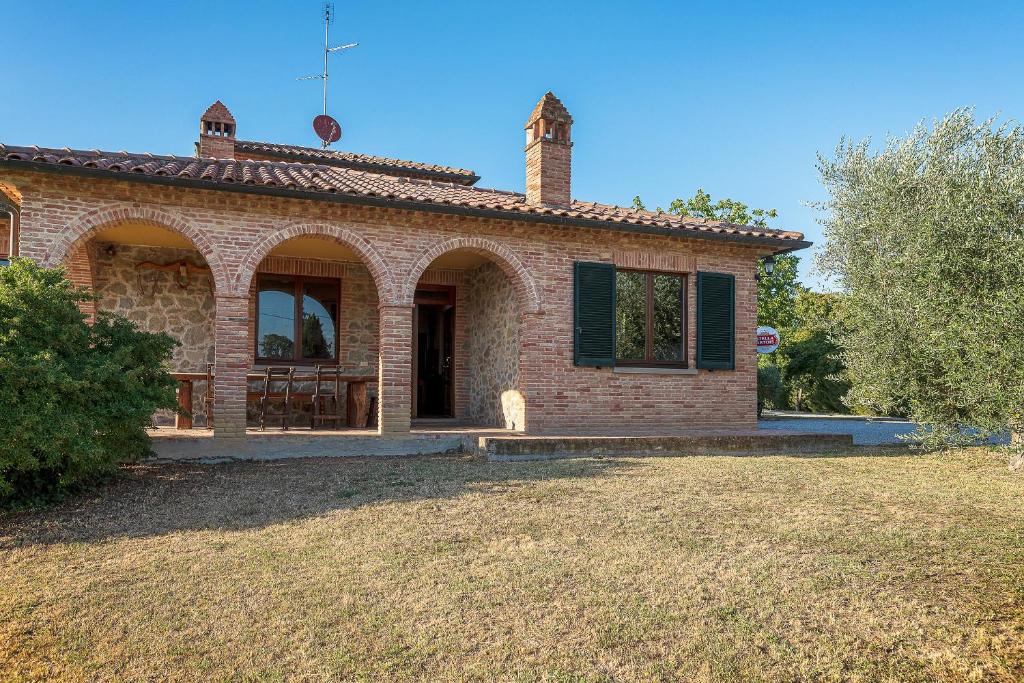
top-left (0, 454), bottom-right (641, 548)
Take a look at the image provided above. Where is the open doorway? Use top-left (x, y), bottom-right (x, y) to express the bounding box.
top-left (413, 286), bottom-right (454, 418)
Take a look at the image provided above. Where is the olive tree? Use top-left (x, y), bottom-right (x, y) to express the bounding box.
top-left (817, 110), bottom-right (1024, 467)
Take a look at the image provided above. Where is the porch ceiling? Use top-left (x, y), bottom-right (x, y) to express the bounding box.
top-left (425, 250), bottom-right (491, 270)
top-left (268, 237), bottom-right (359, 262)
top-left (92, 222), bottom-right (196, 249)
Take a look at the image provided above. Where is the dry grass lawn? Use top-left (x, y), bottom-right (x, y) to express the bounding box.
top-left (1, 448), bottom-right (1022, 681)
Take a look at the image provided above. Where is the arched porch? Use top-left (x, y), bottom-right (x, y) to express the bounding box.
top-left (404, 239), bottom-right (541, 432)
top-left (230, 223), bottom-right (399, 437)
top-left (48, 211), bottom-right (224, 428)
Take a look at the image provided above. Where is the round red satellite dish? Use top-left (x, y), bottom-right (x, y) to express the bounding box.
top-left (313, 114), bottom-right (342, 144)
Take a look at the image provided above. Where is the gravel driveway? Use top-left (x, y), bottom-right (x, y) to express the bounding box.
top-left (758, 413), bottom-right (920, 446)
top-left (758, 412), bottom-right (1011, 446)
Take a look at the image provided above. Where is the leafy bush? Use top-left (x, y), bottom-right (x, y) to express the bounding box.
top-left (0, 259), bottom-right (179, 507)
top-left (781, 329), bottom-right (850, 413)
top-left (757, 363), bottom-right (786, 414)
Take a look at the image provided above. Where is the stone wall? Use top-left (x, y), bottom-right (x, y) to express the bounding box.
top-left (462, 262), bottom-right (523, 429)
top-left (92, 243), bottom-right (216, 426)
top-left (93, 243), bottom-right (216, 370)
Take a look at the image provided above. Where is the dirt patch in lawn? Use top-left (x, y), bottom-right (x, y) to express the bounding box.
top-left (2, 449), bottom-right (1022, 681)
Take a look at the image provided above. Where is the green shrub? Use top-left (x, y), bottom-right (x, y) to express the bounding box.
top-left (0, 259), bottom-right (179, 507)
top-left (757, 363), bottom-right (786, 414)
top-left (781, 329), bottom-right (851, 414)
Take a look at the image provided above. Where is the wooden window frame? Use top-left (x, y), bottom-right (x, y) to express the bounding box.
top-left (255, 273), bottom-right (342, 365)
top-left (615, 269), bottom-right (688, 368)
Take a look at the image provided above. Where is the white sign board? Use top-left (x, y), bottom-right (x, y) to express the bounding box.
top-left (756, 326), bottom-right (780, 354)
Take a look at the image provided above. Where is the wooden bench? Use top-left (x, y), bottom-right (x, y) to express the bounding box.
top-left (172, 371), bottom-right (376, 430)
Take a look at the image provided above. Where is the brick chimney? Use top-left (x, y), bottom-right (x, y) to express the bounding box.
top-left (524, 92), bottom-right (573, 207)
top-left (197, 101), bottom-right (236, 159)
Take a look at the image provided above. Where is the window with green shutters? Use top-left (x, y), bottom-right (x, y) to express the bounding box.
top-left (615, 270), bottom-right (687, 367)
top-left (573, 261), bottom-right (616, 366)
top-left (696, 271), bottom-right (735, 370)
top-left (574, 261), bottom-right (693, 369)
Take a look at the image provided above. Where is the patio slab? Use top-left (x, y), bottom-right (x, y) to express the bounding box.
top-left (147, 425), bottom-right (855, 463)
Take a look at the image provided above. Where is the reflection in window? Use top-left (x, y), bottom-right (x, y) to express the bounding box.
top-left (257, 276), bottom-right (296, 360)
top-left (653, 274), bottom-right (683, 362)
top-left (256, 275), bottom-right (340, 362)
top-left (615, 271), bottom-right (647, 360)
top-left (302, 280), bottom-right (338, 360)
top-left (615, 270), bottom-right (686, 365)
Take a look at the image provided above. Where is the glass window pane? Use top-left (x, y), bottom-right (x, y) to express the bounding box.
top-left (301, 280), bottom-right (338, 360)
top-left (653, 274), bottom-right (683, 362)
top-left (615, 271), bottom-right (647, 361)
top-left (258, 276), bottom-right (295, 359)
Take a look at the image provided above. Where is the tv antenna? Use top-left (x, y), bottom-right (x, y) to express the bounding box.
top-left (297, 2), bottom-right (357, 147)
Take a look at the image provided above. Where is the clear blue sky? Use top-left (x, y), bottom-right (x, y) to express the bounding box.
top-left (3, 1), bottom-right (1023, 289)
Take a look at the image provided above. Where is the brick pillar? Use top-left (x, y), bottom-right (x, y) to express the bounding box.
top-left (64, 243), bottom-right (97, 322)
top-left (378, 304), bottom-right (413, 434)
top-left (213, 294), bottom-right (250, 440)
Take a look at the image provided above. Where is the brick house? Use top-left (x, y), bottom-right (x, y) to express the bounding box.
top-left (0, 94), bottom-right (808, 440)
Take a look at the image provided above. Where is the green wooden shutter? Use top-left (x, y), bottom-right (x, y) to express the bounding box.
top-left (696, 271), bottom-right (735, 370)
top-left (574, 261), bottom-right (616, 367)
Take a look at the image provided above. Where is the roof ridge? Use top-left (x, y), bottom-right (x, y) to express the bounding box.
top-left (233, 139), bottom-right (478, 178)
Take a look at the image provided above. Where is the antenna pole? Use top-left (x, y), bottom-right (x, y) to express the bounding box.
top-left (323, 3), bottom-right (330, 118)
top-left (297, 2), bottom-right (356, 149)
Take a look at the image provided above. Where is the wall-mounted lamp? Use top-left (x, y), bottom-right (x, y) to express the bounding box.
top-left (756, 255), bottom-right (776, 282)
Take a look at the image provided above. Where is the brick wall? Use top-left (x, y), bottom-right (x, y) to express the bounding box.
top-left (63, 242), bottom-right (96, 321)
top-left (6, 169), bottom-right (773, 437)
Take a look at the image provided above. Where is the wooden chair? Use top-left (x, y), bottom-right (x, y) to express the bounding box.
top-left (202, 363), bottom-right (215, 430)
top-left (310, 365), bottom-right (345, 430)
top-left (258, 366), bottom-right (295, 431)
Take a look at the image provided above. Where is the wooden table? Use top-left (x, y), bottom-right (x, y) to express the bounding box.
top-left (171, 371), bottom-right (376, 430)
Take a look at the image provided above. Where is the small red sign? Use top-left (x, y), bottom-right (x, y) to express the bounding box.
top-left (756, 325), bottom-right (780, 354)
top-left (313, 114), bottom-right (342, 144)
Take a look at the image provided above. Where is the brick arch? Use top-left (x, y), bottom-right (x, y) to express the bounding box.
top-left (235, 222), bottom-right (398, 303)
top-left (43, 204), bottom-right (230, 294)
top-left (0, 180), bottom-right (21, 208)
top-left (403, 237), bottom-right (542, 314)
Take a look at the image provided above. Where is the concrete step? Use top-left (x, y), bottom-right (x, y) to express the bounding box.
top-left (479, 431), bottom-right (855, 462)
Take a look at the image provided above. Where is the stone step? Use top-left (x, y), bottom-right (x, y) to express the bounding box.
top-left (479, 432), bottom-right (855, 462)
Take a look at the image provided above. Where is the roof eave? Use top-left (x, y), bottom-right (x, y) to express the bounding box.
top-left (0, 159), bottom-right (810, 253)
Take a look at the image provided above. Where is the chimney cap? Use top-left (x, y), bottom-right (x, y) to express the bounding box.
top-left (201, 100), bottom-right (236, 125)
top-left (524, 91), bottom-right (573, 129)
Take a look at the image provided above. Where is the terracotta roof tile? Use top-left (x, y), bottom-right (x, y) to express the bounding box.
top-left (0, 143), bottom-right (806, 246)
top-left (233, 140), bottom-right (480, 186)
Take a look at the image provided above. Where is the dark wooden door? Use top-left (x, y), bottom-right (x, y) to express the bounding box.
top-left (413, 287), bottom-right (455, 418)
